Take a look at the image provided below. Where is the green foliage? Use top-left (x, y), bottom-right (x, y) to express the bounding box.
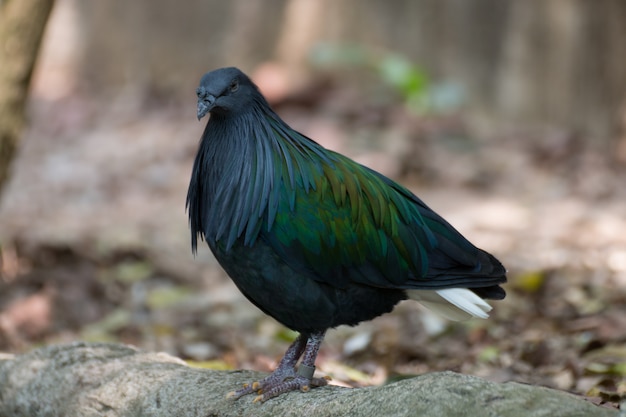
top-left (146, 286), bottom-right (193, 309)
top-left (377, 54), bottom-right (430, 113)
top-left (511, 270), bottom-right (546, 293)
top-left (275, 328), bottom-right (299, 343)
top-left (309, 43), bottom-right (439, 114)
top-left (185, 359), bottom-right (233, 370)
top-left (113, 260), bottom-right (153, 284)
top-left (81, 309), bottom-right (131, 342)
top-left (478, 346), bottom-right (501, 363)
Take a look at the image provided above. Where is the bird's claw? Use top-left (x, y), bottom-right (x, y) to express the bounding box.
top-left (253, 375), bottom-right (328, 403)
top-left (228, 374), bottom-right (329, 403)
top-left (227, 382), bottom-right (260, 400)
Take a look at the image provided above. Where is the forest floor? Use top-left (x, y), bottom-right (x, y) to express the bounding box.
top-left (0, 77), bottom-right (624, 411)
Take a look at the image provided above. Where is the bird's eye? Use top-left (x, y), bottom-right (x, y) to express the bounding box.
top-left (196, 87), bottom-right (204, 98)
top-left (229, 79), bottom-right (239, 93)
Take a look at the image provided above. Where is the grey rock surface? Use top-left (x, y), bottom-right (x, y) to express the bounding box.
top-left (0, 342), bottom-right (616, 417)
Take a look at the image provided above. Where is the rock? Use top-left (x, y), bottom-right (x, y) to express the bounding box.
top-left (0, 342), bottom-right (617, 417)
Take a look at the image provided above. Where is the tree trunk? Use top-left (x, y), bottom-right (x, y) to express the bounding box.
top-left (0, 0), bottom-right (55, 193)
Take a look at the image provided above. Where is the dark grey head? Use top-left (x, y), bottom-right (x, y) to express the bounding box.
top-left (196, 67), bottom-right (260, 120)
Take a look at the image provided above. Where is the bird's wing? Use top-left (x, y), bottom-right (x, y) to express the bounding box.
top-left (261, 144), bottom-right (498, 292)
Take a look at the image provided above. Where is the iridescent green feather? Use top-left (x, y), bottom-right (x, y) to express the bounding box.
top-left (257, 121), bottom-right (470, 290)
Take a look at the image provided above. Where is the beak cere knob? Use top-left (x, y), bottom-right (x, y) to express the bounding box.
top-left (197, 95), bottom-right (215, 120)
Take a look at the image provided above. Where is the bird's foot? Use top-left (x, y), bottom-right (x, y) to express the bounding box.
top-left (227, 365), bottom-right (330, 403)
top-left (252, 374), bottom-right (330, 403)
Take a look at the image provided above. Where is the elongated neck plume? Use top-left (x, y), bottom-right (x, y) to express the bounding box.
top-left (187, 100), bottom-right (333, 253)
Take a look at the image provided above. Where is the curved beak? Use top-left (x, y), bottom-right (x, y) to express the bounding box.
top-left (197, 94), bottom-right (216, 120)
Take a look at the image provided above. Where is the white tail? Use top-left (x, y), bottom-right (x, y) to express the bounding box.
top-left (407, 288), bottom-right (492, 321)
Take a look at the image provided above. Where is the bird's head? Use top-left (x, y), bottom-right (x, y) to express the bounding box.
top-left (196, 67), bottom-right (259, 120)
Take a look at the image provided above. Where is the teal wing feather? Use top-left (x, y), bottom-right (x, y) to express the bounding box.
top-left (259, 124), bottom-right (482, 291)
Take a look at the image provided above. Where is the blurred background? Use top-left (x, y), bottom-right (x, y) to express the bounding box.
top-left (0, 0), bottom-right (624, 408)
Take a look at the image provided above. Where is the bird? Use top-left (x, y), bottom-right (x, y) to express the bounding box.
top-left (187, 67), bottom-right (506, 402)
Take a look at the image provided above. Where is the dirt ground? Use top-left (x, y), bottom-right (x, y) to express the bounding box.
top-left (0, 76), bottom-right (624, 411)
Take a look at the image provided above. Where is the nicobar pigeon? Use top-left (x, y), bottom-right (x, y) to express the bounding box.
top-left (187, 67), bottom-right (506, 402)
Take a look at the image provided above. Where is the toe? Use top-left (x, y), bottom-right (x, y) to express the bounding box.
top-left (227, 382), bottom-right (257, 400)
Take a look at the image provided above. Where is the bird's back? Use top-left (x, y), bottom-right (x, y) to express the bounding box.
top-left (281, 159), bottom-right (502, 281)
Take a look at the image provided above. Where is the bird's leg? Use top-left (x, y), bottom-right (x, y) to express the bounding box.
top-left (227, 331), bottom-right (330, 402)
top-left (227, 333), bottom-right (307, 400)
top-left (254, 330), bottom-right (329, 402)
